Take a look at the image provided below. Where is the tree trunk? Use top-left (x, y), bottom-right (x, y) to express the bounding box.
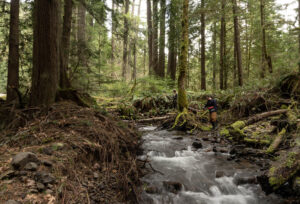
top-left (232, 0), bottom-right (243, 86)
top-left (59, 0), bottom-right (72, 89)
top-left (220, 0), bottom-right (226, 90)
top-left (200, 0), bottom-right (206, 90)
top-left (111, 0), bottom-right (115, 71)
top-left (158, 0), bottom-right (166, 78)
top-left (167, 0), bottom-right (177, 81)
top-left (77, 1), bottom-right (86, 67)
top-left (212, 22), bottom-right (217, 90)
top-left (178, 0), bottom-right (189, 111)
top-left (152, 0), bottom-right (159, 76)
top-left (30, 0), bottom-right (60, 107)
top-left (260, 0), bottom-right (272, 77)
top-left (122, 0), bottom-right (129, 80)
top-left (147, 0), bottom-right (153, 75)
top-left (7, 0), bottom-right (19, 102)
top-left (298, 0), bottom-right (300, 72)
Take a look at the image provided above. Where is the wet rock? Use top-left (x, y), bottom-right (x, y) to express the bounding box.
top-left (234, 176), bottom-right (257, 185)
top-left (24, 162), bottom-right (38, 171)
top-left (37, 182), bottom-right (45, 191)
top-left (215, 171), bottom-right (225, 178)
top-left (163, 181), bottom-right (182, 194)
top-left (5, 200), bottom-right (20, 204)
top-left (11, 152), bottom-right (40, 170)
top-left (34, 172), bottom-right (55, 185)
top-left (229, 147), bottom-right (237, 155)
top-left (212, 146), bottom-right (217, 153)
top-left (192, 141), bottom-right (203, 149)
top-left (0, 170), bottom-right (15, 180)
top-left (174, 136), bottom-right (183, 140)
top-left (145, 186), bottom-right (160, 194)
top-left (218, 147), bottom-right (229, 153)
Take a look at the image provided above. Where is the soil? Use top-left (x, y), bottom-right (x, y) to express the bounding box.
top-left (0, 101), bottom-right (141, 204)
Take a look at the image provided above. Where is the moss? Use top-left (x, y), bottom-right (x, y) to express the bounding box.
top-left (266, 128), bottom-right (286, 154)
top-left (280, 105), bottom-right (288, 109)
top-left (231, 121), bottom-right (246, 130)
top-left (269, 167), bottom-right (276, 175)
top-left (244, 137), bottom-right (271, 145)
top-left (200, 125), bottom-right (212, 131)
top-left (286, 152), bottom-right (296, 168)
top-left (220, 128), bottom-right (230, 137)
top-left (269, 175), bottom-right (285, 188)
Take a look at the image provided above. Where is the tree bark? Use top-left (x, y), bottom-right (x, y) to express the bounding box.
top-left (212, 22), bottom-right (217, 90)
top-left (232, 0), bottom-right (243, 86)
top-left (77, 1), bottom-right (86, 67)
top-left (167, 0), bottom-right (177, 81)
top-left (59, 0), bottom-right (72, 89)
top-left (158, 0), bottom-right (166, 78)
top-left (200, 0), bottom-right (206, 90)
top-left (220, 0), bottom-right (226, 90)
top-left (30, 0), bottom-right (60, 107)
top-left (178, 0), bottom-right (189, 111)
top-left (122, 0), bottom-right (129, 80)
top-left (147, 0), bottom-right (153, 75)
top-left (111, 0), bottom-right (115, 71)
top-left (152, 0), bottom-right (159, 76)
top-left (298, 0), bottom-right (300, 72)
top-left (7, 0), bottom-right (19, 102)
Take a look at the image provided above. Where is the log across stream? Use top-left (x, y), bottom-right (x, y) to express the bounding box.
top-left (138, 126), bottom-right (286, 204)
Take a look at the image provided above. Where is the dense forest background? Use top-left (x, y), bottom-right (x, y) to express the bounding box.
top-left (0, 0), bottom-right (299, 102)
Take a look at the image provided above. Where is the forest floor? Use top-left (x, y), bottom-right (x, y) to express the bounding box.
top-left (0, 101), bottom-right (141, 204)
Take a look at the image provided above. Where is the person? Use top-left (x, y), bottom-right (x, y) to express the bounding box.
top-left (203, 96), bottom-right (218, 130)
top-left (172, 89), bottom-right (177, 109)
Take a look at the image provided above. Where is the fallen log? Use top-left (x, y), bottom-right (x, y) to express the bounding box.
top-left (245, 109), bottom-right (288, 126)
top-left (136, 116), bottom-right (171, 124)
top-left (266, 128), bottom-right (286, 154)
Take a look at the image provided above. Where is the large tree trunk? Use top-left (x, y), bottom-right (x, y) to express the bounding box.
top-left (260, 0), bottom-right (272, 77)
top-left (232, 0), bottom-right (243, 86)
top-left (77, 2), bottom-right (86, 67)
top-left (158, 0), bottom-right (166, 78)
top-left (111, 0), bottom-right (115, 72)
top-left (6, 0), bottom-right (19, 102)
top-left (212, 22), bottom-right (217, 90)
top-left (178, 0), bottom-right (189, 111)
top-left (220, 0), bottom-right (226, 90)
top-left (30, 0), bottom-right (60, 107)
top-left (152, 0), bottom-right (159, 76)
top-left (59, 0), bottom-right (72, 89)
top-left (167, 0), bottom-right (177, 81)
top-left (298, 0), bottom-right (300, 72)
top-left (200, 0), bottom-right (206, 90)
top-left (147, 0), bottom-right (153, 75)
top-left (122, 0), bottom-right (129, 80)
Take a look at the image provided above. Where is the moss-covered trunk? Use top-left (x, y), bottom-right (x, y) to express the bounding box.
top-left (177, 0), bottom-right (189, 111)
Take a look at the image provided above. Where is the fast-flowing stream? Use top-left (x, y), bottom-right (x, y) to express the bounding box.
top-left (138, 126), bottom-right (285, 204)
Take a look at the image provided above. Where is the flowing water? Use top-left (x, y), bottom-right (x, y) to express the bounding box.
top-left (138, 126), bottom-right (285, 204)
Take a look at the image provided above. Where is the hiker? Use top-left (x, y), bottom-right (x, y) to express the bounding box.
top-left (203, 96), bottom-right (218, 130)
top-left (172, 89), bottom-right (177, 109)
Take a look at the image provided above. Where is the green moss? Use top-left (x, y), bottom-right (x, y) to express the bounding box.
top-left (200, 125), bottom-right (212, 131)
top-left (244, 137), bottom-right (271, 145)
top-left (269, 175), bottom-right (285, 188)
top-left (269, 167), bottom-right (276, 175)
top-left (286, 152), bottom-right (296, 168)
top-left (231, 121), bottom-right (246, 130)
top-left (220, 128), bottom-right (230, 137)
top-left (280, 105), bottom-right (288, 109)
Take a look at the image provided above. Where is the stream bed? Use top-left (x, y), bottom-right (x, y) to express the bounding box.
top-left (138, 126), bottom-right (286, 204)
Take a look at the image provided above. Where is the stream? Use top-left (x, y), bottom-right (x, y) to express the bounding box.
top-left (138, 126), bottom-right (286, 204)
